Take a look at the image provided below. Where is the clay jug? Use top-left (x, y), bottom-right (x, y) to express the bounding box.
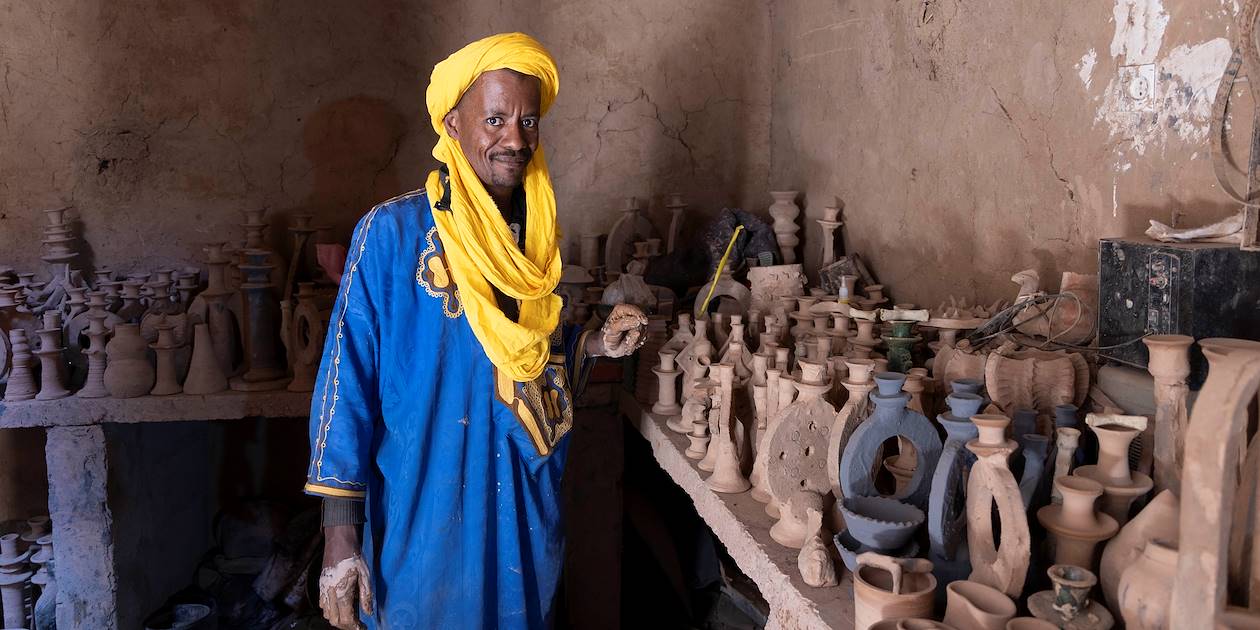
top-left (944, 580), bottom-right (1016, 630)
top-left (103, 323), bottom-right (154, 398)
top-left (1099, 489), bottom-right (1178, 609)
top-left (1117, 539), bottom-right (1177, 630)
top-left (853, 553), bottom-right (936, 630)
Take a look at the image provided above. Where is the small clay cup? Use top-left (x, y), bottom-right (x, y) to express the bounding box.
top-left (841, 495), bottom-right (925, 550)
top-left (945, 392), bottom-right (985, 420)
top-left (874, 371), bottom-right (908, 396)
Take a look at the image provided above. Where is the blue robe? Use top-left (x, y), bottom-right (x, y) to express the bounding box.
top-left (305, 190), bottom-right (593, 629)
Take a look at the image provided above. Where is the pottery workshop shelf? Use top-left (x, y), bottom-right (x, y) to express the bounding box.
top-left (0, 389), bottom-right (311, 428)
top-left (621, 392), bottom-right (856, 630)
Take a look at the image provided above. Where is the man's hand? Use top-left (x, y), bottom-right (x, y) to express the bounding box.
top-left (319, 525), bottom-right (373, 630)
top-left (587, 304), bottom-right (649, 357)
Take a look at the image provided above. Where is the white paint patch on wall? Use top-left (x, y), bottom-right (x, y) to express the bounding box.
top-left (1078, 49), bottom-right (1097, 89)
top-left (1110, 0), bottom-right (1169, 64)
top-left (1161, 38), bottom-right (1234, 142)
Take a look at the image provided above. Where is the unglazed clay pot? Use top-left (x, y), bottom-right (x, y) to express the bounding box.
top-left (943, 580), bottom-right (1016, 630)
top-left (103, 323), bottom-right (155, 398)
top-left (1099, 489), bottom-right (1178, 610)
top-left (1117, 539), bottom-right (1177, 630)
top-left (854, 553), bottom-right (936, 630)
top-left (1075, 422), bottom-right (1153, 526)
top-left (1037, 476), bottom-right (1118, 570)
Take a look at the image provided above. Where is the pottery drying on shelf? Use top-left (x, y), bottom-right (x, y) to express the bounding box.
top-left (1073, 416), bottom-right (1153, 526)
top-left (77, 294), bottom-right (113, 398)
top-left (184, 323), bottom-right (228, 395)
top-left (705, 364), bottom-right (749, 494)
top-left (1098, 489), bottom-right (1178, 612)
top-left (149, 322), bottom-right (184, 396)
top-left (926, 392), bottom-right (984, 583)
top-left (102, 323), bottom-right (154, 399)
top-left (3, 329), bottom-right (38, 402)
top-left (285, 282), bottom-right (326, 392)
top-left (943, 580), bottom-right (1016, 630)
top-left (652, 350), bottom-right (683, 417)
top-left (853, 553), bottom-right (936, 630)
top-left (768, 191), bottom-right (802, 264)
top-left (1170, 338), bottom-right (1260, 628)
top-left (965, 414), bottom-right (1030, 598)
top-left (1037, 476), bottom-right (1118, 570)
top-left (827, 358), bottom-right (877, 497)
top-left (1142, 334), bottom-right (1192, 494)
top-left (33, 312), bottom-right (69, 400)
top-left (1009, 270), bottom-right (1098, 345)
top-left (765, 361), bottom-right (835, 547)
top-left (841, 372), bottom-right (942, 511)
top-left (230, 249), bottom-right (289, 391)
top-left (1116, 538), bottom-right (1177, 630)
top-left (1051, 427), bottom-right (1080, 503)
top-left (1027, 564), bottom-right (1113, 629)
top-left (983, 352), bottom-right (1076, 434)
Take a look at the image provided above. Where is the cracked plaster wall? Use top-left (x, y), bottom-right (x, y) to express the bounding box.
top-left (0, 0), bottom-right (771, 273)
top-left (770, 0), bottom-right (1246, 307)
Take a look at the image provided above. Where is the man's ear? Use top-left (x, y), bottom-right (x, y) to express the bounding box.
top-left (443, 110), bottom-right (460, 140)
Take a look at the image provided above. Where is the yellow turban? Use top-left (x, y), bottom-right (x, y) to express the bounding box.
top-left (424, 33), bottom-right (563, 382)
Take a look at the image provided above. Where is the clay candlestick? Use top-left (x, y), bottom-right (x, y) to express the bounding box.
top-left (965, 414), bottom-right (1030, 598)
top-left (1142, 334), bottom-right (1192, 494)
top-left (652, 350), bottom-right (683, 417)
top-left (1037, 476), bottom-right (1118, 571)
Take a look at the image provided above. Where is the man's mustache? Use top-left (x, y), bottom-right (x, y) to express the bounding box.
top-left (491, 148), bottom-right (532, 162)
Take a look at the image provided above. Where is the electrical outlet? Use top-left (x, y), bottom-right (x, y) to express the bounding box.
top-left (1118, 64), bottom-right (1157, 111)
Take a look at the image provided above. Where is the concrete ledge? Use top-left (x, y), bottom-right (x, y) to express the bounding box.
top-left (0, 390), bottom-right (311, 428)
top-left (621, 393), bottom-right (854, 630)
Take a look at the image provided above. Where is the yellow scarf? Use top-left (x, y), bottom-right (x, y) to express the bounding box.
top-left (424, 33), bottom-right (562, 382)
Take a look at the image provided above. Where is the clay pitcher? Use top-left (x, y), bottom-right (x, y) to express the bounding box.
top-left (103, 323), bottom-right (155, 398)
top-left (943, 580), bottom-right (1016, 630)
top-left (1117, 539), bottom-right (1177, 630)
top-left (853, 552), bottom-right (936, 630)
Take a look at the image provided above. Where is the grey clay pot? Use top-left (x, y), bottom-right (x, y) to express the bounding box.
top-left (840, 495), bottom-right (925, 550)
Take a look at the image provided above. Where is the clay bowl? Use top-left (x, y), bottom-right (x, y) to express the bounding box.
top-left (840, 495), bottom-right (925, 550)
top-left (950, 378), bottom-right (983, 395)
top-left (944, 392), bottom-right (985, 421)
top-left (874, 371), bottom-right (908, 396)
top-left (833, 530), bottom-right (920, 573)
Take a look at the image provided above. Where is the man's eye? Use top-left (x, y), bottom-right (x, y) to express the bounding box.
top-left (486, 117), bottom-right (502, 126)
top-left (522, 119), bottom-right (537, 129)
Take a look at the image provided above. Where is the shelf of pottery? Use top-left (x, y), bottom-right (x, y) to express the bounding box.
top-left (622, 194), bottom-right (1260, 629)
top-left (0, 207), bottom-right (333, 426)
top-left (0, 516), bottom-right (55, 629)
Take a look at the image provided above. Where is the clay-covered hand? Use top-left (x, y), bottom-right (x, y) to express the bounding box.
top-left (596, 304), bottom-right (649, 357)
top-left (318, 532), bottom-right (373, 630)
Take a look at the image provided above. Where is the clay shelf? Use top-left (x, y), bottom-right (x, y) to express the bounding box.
top-left (0, 390), bottom-right (311, 428)
top-left (621, 392), bottom-right (856, 630)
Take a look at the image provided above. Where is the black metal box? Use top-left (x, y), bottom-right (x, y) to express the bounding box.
top-left (1098, 237), bottom-right (1260, 387)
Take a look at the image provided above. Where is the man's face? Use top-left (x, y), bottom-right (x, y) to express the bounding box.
top-left (443, 69), bottom-right (541, 201)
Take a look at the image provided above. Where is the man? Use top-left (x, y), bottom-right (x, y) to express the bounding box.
top-left (305, 33), bottom-right (648, 629)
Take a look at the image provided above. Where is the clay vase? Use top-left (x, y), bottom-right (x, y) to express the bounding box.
top-left (928, 393), bottom-right (984, 574)
top-left (1098, 489), bottom-right (1178, 612)
top-left (1017, 433), bottom-right (1051, 510)
top-left (103, 323), bottom-right (155, 398)
top-left (768, 191), bottom-right (802, 264)
top-left (1116, 539), bottom-right (1177, 630)
top-left (1074, 422), bottom-right (1153, 526)
top-left (1036, 476), bottom-right (1118, 570)
top-left (184, 323), bottom-right (228, 395)
top-left (943, 580), bottom-right (1016, 630)
top-left (853, 553), bottom-right (936, 630)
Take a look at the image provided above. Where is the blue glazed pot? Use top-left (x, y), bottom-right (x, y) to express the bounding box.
top-left (873, 371), bottom-right (907, 396)
top-left (1017, 433), bottom-right (1051, 509)
top-left (944, 393), bottom-right (985, 421)
top-left (1013, 408), bottom-right (1038, 439)
top-left (840, 495), bottom-right (925, 550)
top-left (951, 378), bottom-right (983, 396)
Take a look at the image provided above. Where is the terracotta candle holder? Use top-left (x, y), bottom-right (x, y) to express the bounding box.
top-left (1037, 476), bottom-right (1118, 570)
top-left (965, 414), bottom-right (1029, 598)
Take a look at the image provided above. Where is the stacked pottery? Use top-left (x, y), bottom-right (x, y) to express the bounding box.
top-left (965, 414), bottom-right (1030, 598)
top-left (31, 534), bottom-right (54, 630)
top-left (3, 329), bottom-right (38, 401)
top-left (943, 580), bottom-right (1016, 630)
top-left (1116, 539), bottom-right (1177, 630)
top-left (0, 533), bottom-right (32, 629)
top-left (1027, 565), bottom-right (1113, 629)
top-left (768, 191), bottom-right (801, 264)
top-left (1037, 476), bottom-right (1118, 570)
top-left (34, 311), bottom-right (69, 400)
top-left (853, 553), bottom-right (936, 630)
top-left (881, 319), bottom-right (921, 374)
top-left (149, 322), bottom-right (183, 396)
top-left (834, 495), bottom-right (924, 571)
top-left (1073, 421), bottom-right (1153, 526)
top-left (103, 323), bottom-right (155, 398)
top-left (927, 392), bottom-right (985, 585)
